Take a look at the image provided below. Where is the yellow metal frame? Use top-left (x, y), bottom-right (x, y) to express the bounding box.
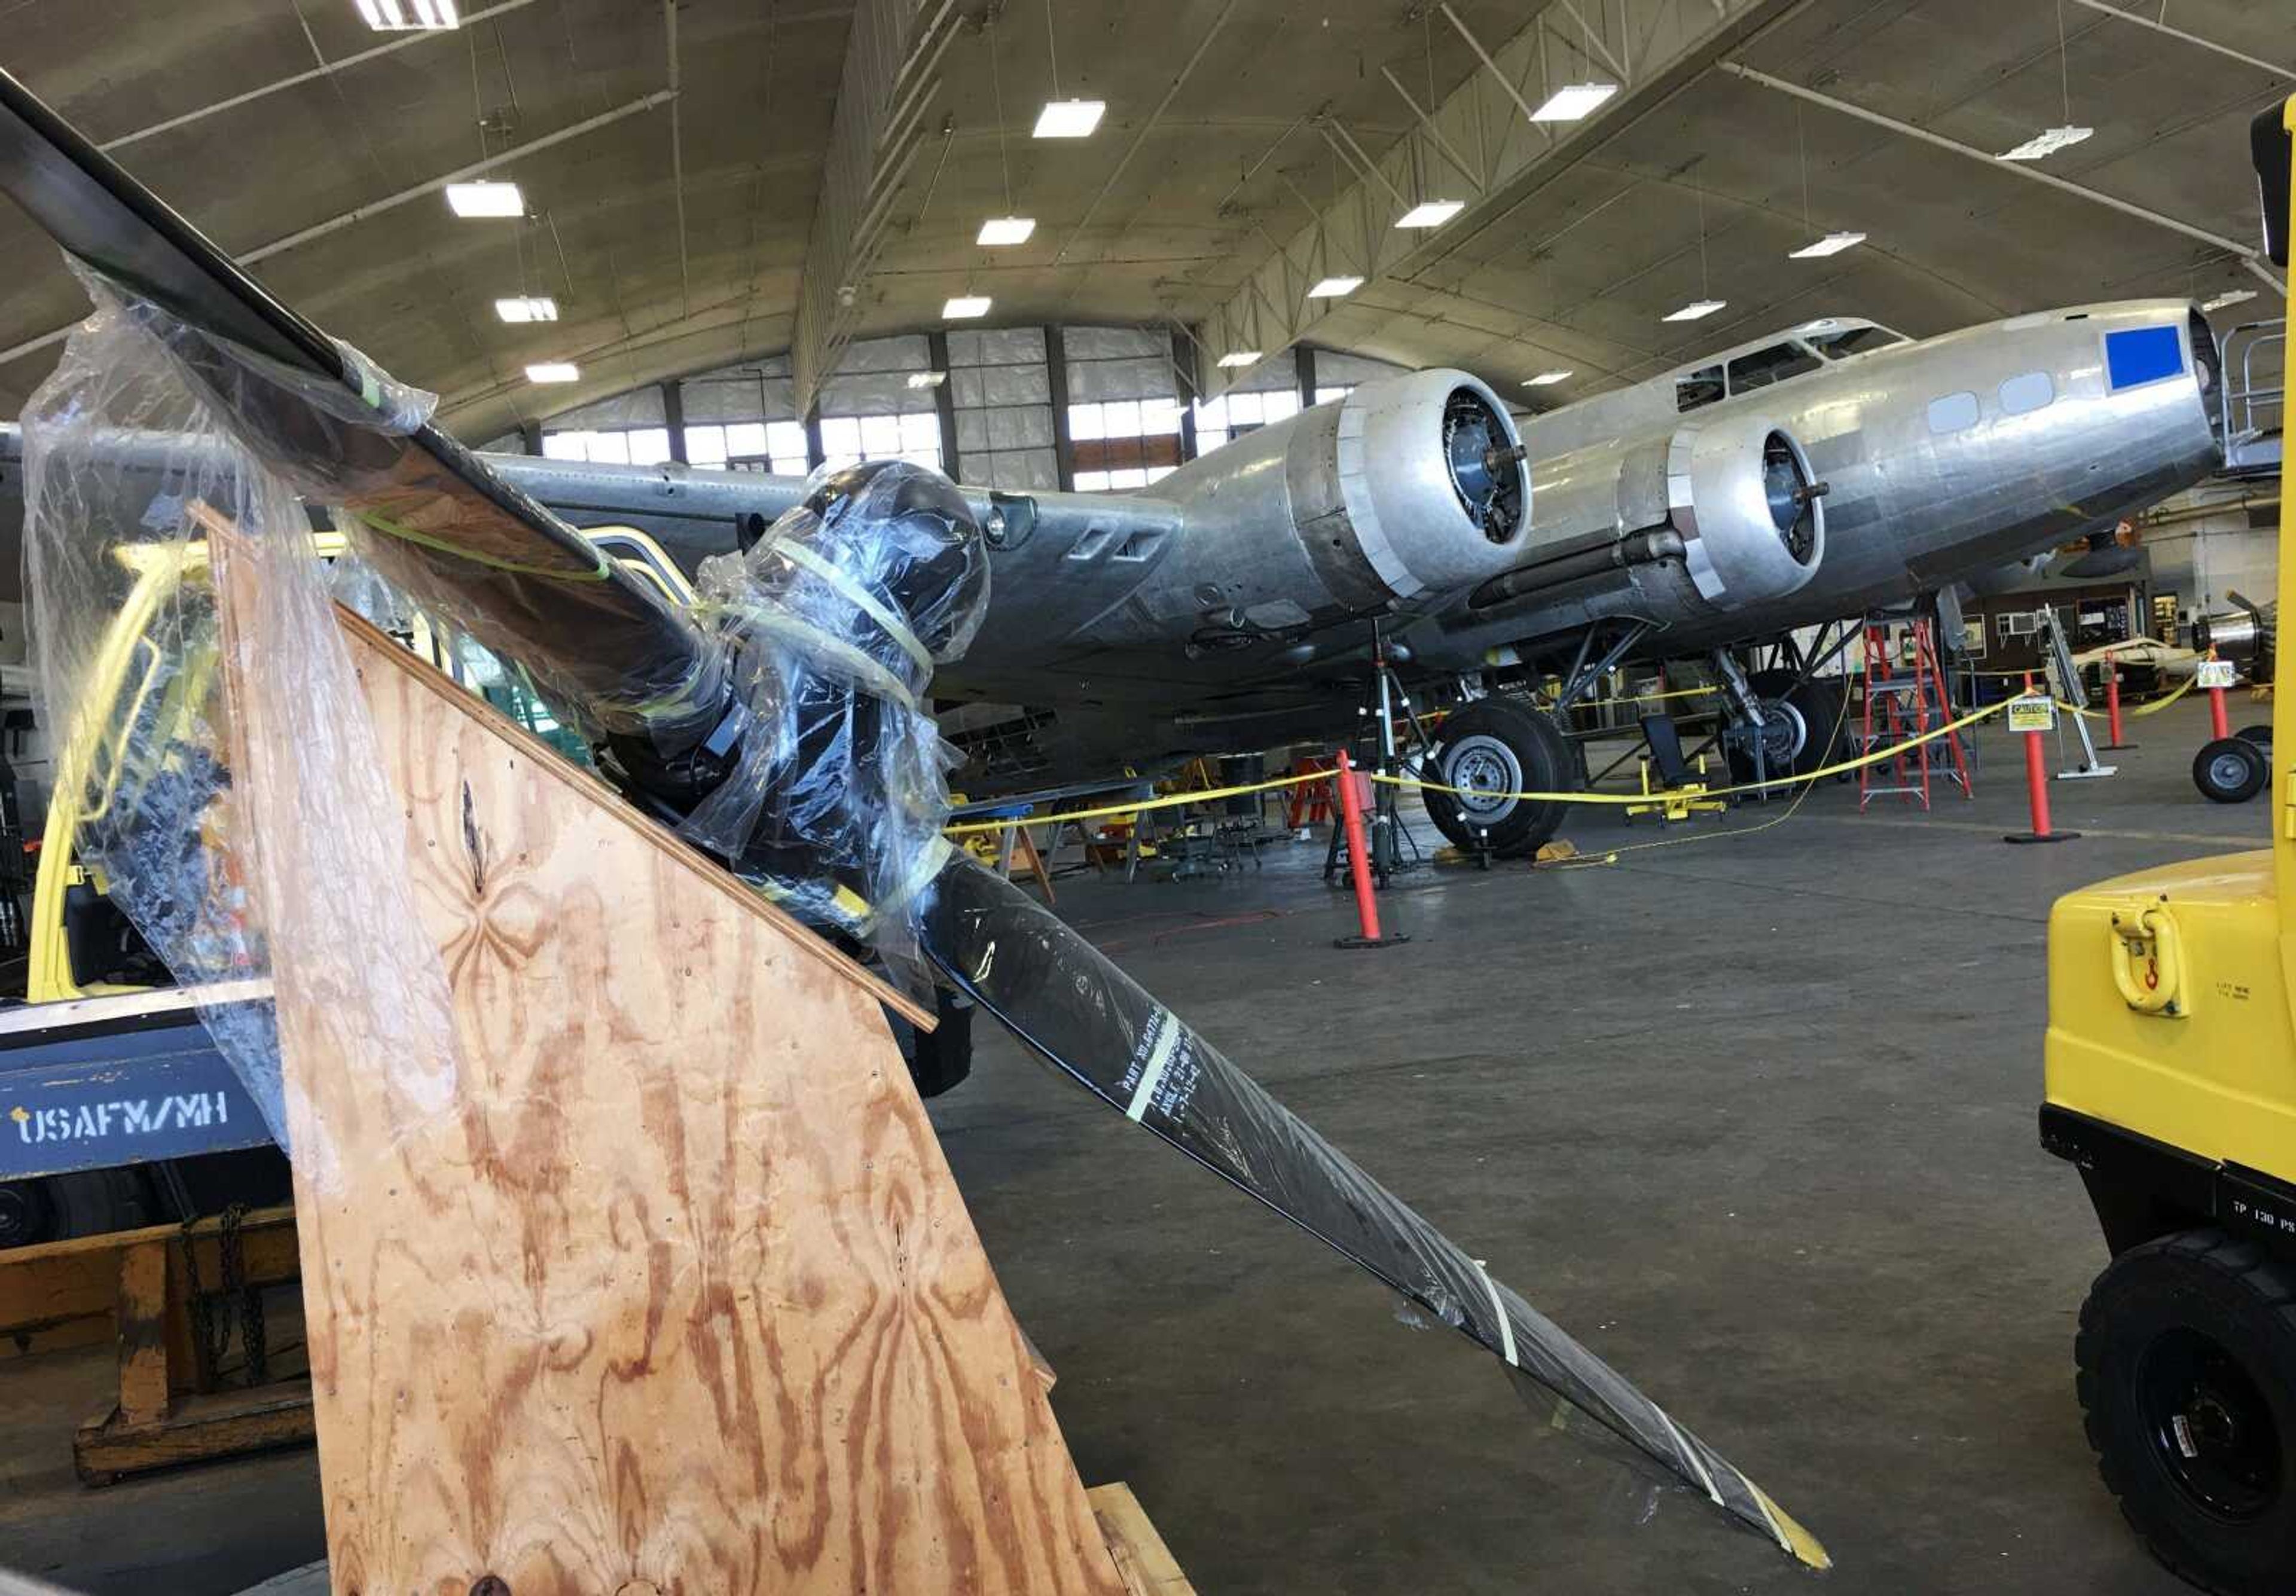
top-left (1623, 752), bottom-right (1727, 825)
top-left (25, 523), bottom-right (674, 1005)
top-left (2039, 94), bottom-right (2296, 1188)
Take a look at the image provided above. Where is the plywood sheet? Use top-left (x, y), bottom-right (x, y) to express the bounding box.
top-left (213, 537), bottom-right (1122, 1593)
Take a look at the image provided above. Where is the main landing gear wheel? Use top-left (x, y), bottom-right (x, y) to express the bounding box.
top-left (2195, 737), bottom-right (2270, 804)
top-left (1419, 698), bottom-right (1573, 858)
top-left (1724, 670), bottom-right (1848, 785)
top-left (2078, 1230), bottom-right (2296, 1596)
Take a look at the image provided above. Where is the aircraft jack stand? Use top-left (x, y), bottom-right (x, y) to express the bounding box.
top-left (1624, 756), bottom-right (1729, 825)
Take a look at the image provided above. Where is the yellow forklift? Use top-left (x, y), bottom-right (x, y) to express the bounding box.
top-left (2039, 99), bottom-right (2296, 1595)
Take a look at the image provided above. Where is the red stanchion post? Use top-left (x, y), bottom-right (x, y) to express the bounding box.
top-left (2208, 648), bottom-right (2231, 740)
top-left (2007, 672), bottom-right (2079, 844)
top-left (2099, 650), bottom-right (2133, 750)
top-left (1332, 749), bottom-right (1409, 949)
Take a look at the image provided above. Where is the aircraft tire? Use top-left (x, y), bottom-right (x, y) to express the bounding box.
top-left (2195, 737), bottom-right (2269, 804)
top-left (1419, 698), bottom-right (1573, 858)
top-left (2078, 1228), bottom-right (2296, 1596)
top-left (1727, 670), bottom-right (1847, 783)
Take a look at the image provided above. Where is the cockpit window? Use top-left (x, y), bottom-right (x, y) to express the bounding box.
top-left (1676, 364), bottom-right (1725, 413)
top-left (1805, 324), bottom-right (1909, 359)
top-left (1727, 341), bottom-right (1825, 393)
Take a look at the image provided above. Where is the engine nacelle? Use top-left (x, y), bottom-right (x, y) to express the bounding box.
top-left (1077, 370), bottom-right (1531, 646)
top-left (1668, 413), bottom-right (1825, 609)
top-left (1466, 409), bottom-right (1825, 624)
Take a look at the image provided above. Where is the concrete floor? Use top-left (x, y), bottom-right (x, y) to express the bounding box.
top-left (0, 696), bottom-right (2272, 1594)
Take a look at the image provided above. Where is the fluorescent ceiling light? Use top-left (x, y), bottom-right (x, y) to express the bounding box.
top-left (907, 371), bottom-right (948, 389)
top-left (1523, 370), bottom-right (1573, 386)
top-left (445, 180), bottom-right (523, 218)
top-left (1789, 230), bottom-right (1867, 259)
top-left (1395, 199), bottom-right (1464, 229)
top-left (1307, 275), bottom-right (1364, 298)
top-left (2203, 288), bottom-right (2258, 313)
top-left (356, 0), bottom-right (458, 29)
top-left (976, 215), bottom-right (1037, 246)
top-left (1034, 99), bottom-right (1106, 138)
top-left (493, 295), bottom-right (558, 323)
top-left (1663, 299), bottom-right (1727, 322)
top-left (1217, 350), bottom-right (1263, 368)
top-left (526, 362), bottom-right (579, 383)
top-left (1530, 82), bottom-right (1618, 122)
top-left (943, 295), bottom-right (993, 319)
top-left (1998, 126), bottom-right (2093, 162)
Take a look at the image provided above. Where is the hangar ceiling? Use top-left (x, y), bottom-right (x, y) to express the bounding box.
top-left (0, 0), bottom-right (2283, 443)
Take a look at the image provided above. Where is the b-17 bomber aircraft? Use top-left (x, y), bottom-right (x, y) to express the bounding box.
top-left (480, 297), bottom-right (2226, 853)
top-left (0, 282), bottom-right (2228, 856)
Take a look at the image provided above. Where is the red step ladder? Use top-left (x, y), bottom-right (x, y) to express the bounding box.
top-left (1858, 618), bottom-right (1973, 811)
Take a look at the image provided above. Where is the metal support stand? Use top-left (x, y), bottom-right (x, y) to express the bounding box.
top-left (2037, 605), bottom-right (2117, 780)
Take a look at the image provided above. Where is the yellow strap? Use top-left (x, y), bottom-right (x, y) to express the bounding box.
top-left (772, 539), bottom-right (935, 677)
top-left (708, 602), bottom-right (920, 714)
top-left (352, 508), bottom-right (612, 582)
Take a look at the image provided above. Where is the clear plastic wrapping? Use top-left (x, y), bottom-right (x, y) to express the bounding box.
top-left (22, 273), bottom-right (463, 1170)
top-left (99, 263), bottom-right (729, 760)
top-left (677, 462), bottom-right (988, 987)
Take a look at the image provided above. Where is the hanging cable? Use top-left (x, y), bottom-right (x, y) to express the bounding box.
top-left (988, 13), bottom-right (1013, 215)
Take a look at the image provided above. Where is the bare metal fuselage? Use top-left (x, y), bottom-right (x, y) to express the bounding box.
top-left (1407, 299), bottom-right (2222, 675)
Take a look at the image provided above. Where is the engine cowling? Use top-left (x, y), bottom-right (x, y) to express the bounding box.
top-left (1465, 408), bottom-right (1826, 622)
top-left (1080, 370), bottom-right (1532, 646)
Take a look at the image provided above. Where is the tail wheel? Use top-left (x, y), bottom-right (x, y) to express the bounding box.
top-left (1419, 698), bottom-right (1573, 857)
top-left (2078, 1230), bottom-right (2296, 1595)
top-left (2196, 737), bottom-right (2269, 803)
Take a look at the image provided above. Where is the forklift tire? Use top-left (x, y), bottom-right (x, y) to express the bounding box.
top-left (2078, 1229), bottom-right (2296, 1595)
top-left (0, 1168), bottom-right (155, 1250)
top-left (1419, 697), bottom-right (1573, 858)
top-left (2196, 737), bottom-right (2270, 804)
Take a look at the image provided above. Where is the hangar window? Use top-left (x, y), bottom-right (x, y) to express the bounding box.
top-left (704, 420), bottom-right (811, 475)
top-left (1675, 365), bottom-right (1724, 413)
top-left (1193, 389), bottom-right (1301, 452)
top-left (541, 428), bottom-right (673, 465)
top-left (1727, 343), bottom-right (1824, 394)
top-left (1068, 399), bottom-right (1182, 491)
top-left (2000, 371), bottom-right (2056, 416)
top-left (1806, 324), bottom-right (1909, 359)
top-left (1928, 391), bottom-right (1981, 435)
top-left (817, 410), bottom-right (943, 472)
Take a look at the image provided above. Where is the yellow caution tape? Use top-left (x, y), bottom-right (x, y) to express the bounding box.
top-left (947, 694), bottom-right (2026, 836)
top-left (1382, 698), bottom-right (2014, 807)
top-left (2051, 671), bottom-right (2201, 719)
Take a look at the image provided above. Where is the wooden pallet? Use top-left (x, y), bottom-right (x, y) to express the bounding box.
top-left (0, 1206), bottom-right (310, 1482)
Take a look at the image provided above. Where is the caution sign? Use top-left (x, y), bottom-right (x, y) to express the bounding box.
top-left (2007, 694), bottom-right (2056, 734)
top-left (2197, 660), bottom-right (2239, 689)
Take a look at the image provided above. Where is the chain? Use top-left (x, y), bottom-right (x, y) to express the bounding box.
top-left (179, 1203), bottom-right (269, 1389)
top-left (178, 1213), bottom-right (222, 1387)
top-left (218, 1202), bottom-right (267, 1388)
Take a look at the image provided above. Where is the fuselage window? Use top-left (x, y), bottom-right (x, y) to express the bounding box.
top-left (1928, 391), bottom-right (1981, 435)
top-left (1676, 365), bottom-right (1726, 413)
top-left (2000, 371), bottom-right (2056, 416)
top-left (1726, 341), bottom-right (1824, 394)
